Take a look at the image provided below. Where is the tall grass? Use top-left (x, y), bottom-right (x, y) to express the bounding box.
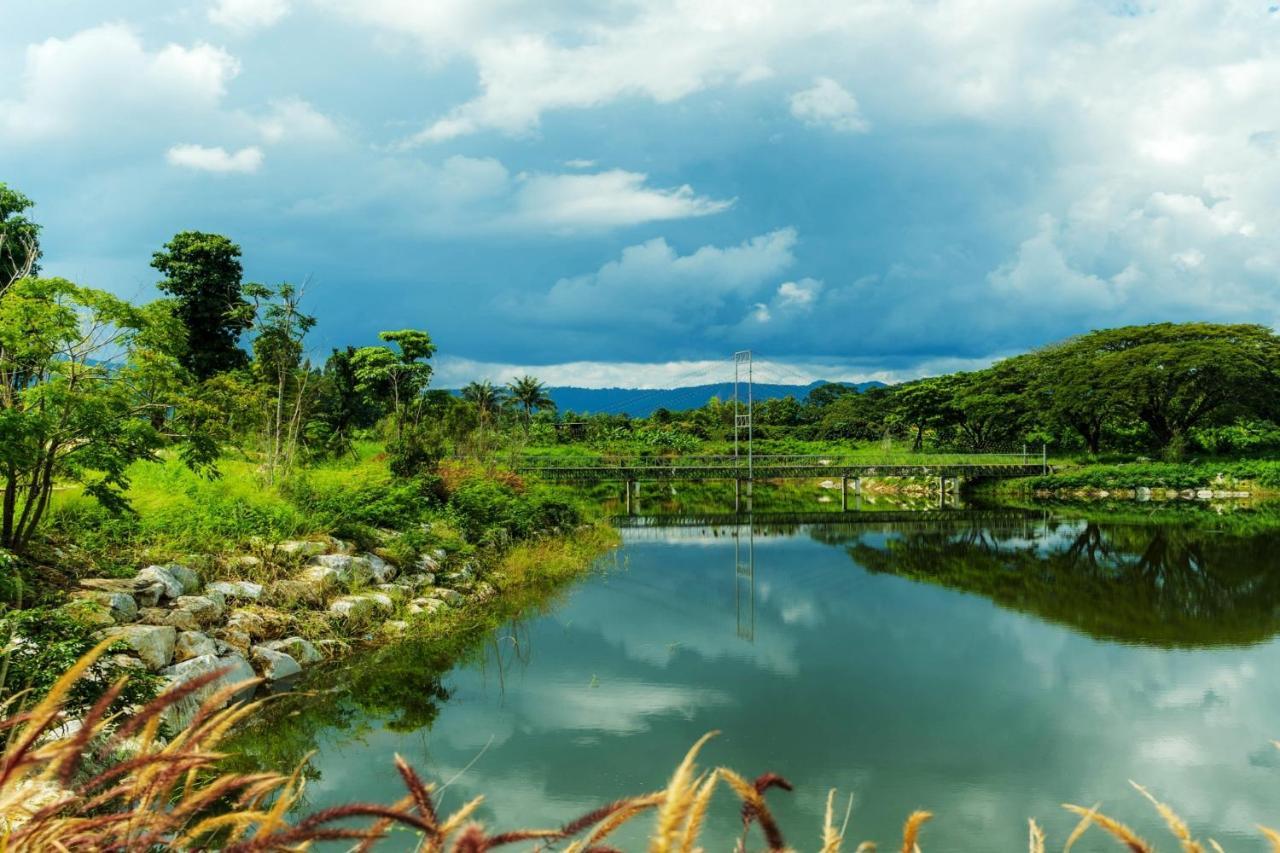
top-left (4, 647), bottom-right (1277, 850)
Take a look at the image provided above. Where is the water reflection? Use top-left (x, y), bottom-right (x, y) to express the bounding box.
top-left (227, 502), bottom-right (1280, 851)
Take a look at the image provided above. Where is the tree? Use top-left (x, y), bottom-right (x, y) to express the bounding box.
top-left (311, 347), bottom-right (380, 456)
top-left (247, 282), bottom-right (316, 482)
top-left (890, 379), bottom-right (953, 451)
top-left (0, 277), bottom-right (190, 550)
top-left (462, 380), bottom-right (505, 425)
top-left (0, 183), bottom-right (41, 291)
top-left (351, 329), bottom-right (435, 439)
top-left (1054, 323), bottom-right (1280, 455)
top-left (506, 375), bottom-right (554, 425)
top-left (151, 232), bottom-right (252, 380)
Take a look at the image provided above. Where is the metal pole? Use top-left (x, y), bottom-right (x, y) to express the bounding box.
top-left (1042, 443), bottom-right (1047, 474)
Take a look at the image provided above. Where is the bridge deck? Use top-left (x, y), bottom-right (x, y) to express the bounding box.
top-left (517, 455), bottom-right (1044, 482)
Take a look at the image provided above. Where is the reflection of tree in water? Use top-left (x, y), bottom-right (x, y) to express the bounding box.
top-left (847, 515), bottom-right (1280, 647)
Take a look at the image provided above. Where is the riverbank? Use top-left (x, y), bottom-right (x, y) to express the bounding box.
top-left (1, 445), bottom-right (617, 726)
top-left (986, 458), bottom-right (1280, 500)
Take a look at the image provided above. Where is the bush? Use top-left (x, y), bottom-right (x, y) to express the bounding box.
top-left (446, 480), bottom-right (581, 545)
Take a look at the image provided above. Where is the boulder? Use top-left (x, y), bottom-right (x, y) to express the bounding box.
top-left (328, 595), bottom-right (375, 621)
top-left (408, 597), bottom-right (447, 616)
top-left (173, 595), bottom-right (225, 627)
top-left (81, 577), bottom-right (164, 608)
top-left (306, 554), bottom-right (373, 585)
top-left (99, 625), bottom-right (176, 671)
top-left (377, 583), bottom-right (413, 597)
top-left (233, 555), bottom-right (263, 571)
top-left (363, 553), bottom-right (397, 583)
top-left (160, 653), bottom-right (256, 730)
top-left (381, 620), bottom-right (409, 638)
top-left (277, 540), bottom-right (328, 559)
top-left (262, 636), bottom-right (322, 665)
top-left (403, 572), bottom-right (436, 590)
top-left (174, 631), bottom-right (218, 662)
top-left (136, 565), bottom-right (184, 600)
top-left (416, 553), bottom-right (440, 573)
top-left (250, 646), bottom-right (302, 681)
top-left (205, 581), bottom-right (263, 603)
top-left (213, 627), bottom-right (252, 656)
top-left (162, 563), bottom-right (202, 595)
top-left (226, 609), bottom-right (267, 639)
top-left (296, 564), bottom-right (344, 591)
top-left (472, 582), bottom-right (496, 603)
top-left (62, 599), bottom-right (117, 628)
top-left (70, 590), bottom-right (137, 624)
top-left (138, 607), bottom-right (201, 633)
top-left (431, 588), bottom-right (466, 607)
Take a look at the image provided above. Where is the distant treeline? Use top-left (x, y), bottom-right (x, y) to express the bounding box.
top-left (543, 323), bottom-right (1280, 458)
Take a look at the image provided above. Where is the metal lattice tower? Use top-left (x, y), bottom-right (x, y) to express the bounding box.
top-left (733, 350), bottom-right (753, 480)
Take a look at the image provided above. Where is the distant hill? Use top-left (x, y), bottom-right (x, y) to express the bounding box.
top-left (541, 381), bottom-right (884, 418)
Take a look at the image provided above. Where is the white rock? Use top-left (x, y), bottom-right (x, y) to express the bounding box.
top-left (363, 553), bottom-right (397, 583)
top-left (416, 554), bottom-right (440, 573)
top-left (72, 590), bottom-right (137, 623)
top-left (262, 636), bottom-right (322, 665)
top-left (160, 653), bottom-right (256, 729)
top-left (136, 566), bottom-right (184, 600)
top-left (328, 596), bottom-right (375, 621)
top-left (173, 595), bottom-right (224, 627)
top-left (250, 646), bottom-right (302, 681)
top-left (432, 588), bottom-right (466, 607)
top-left (364, 592), bottom-right (394, 613)
top-left (278, 540), bottom-right (329, 558)
top-left (163, 564), bottom-right (202, 595)
top-left (205, 581), bottom-right (263, 602)
top-left (99, 625), bottom-right (177, 671)
top-left (175, 631), bottom-right (217, 662)
top-left (408, 597), bottom-right (447, 616)
top-left (306, 554), bottom-right (373, 585)
top-left (382, 620), bottom-right (409, 637)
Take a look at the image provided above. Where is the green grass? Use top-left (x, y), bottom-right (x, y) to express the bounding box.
top-left (1009, 459), bottom-right (1280, 493)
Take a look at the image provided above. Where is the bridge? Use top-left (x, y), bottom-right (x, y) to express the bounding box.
top-left (516, 452), bottom-right (1047, 511)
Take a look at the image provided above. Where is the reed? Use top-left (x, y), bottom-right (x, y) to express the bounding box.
top-left (0, 647), bottom-right (1274, 850)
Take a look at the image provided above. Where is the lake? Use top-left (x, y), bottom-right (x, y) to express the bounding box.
top-left (231, 502), bottom-right (1280, 850)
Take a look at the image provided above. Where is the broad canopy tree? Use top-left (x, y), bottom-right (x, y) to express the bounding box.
top-left (151, 232), bottom-right (253, 380)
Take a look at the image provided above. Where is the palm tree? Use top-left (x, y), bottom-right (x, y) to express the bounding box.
top-left (462, 379), bottom-right (504, 426)
top-left (507, 375), bottom-right (555, 425)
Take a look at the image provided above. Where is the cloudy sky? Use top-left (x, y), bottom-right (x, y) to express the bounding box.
top-left (3, 1), bottom-right (1279, 387)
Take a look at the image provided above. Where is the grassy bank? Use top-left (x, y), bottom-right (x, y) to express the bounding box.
top-left (989, 458), bottom-right (1280, 497)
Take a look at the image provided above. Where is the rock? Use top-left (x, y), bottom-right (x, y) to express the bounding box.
top-left (472, 582), bottom-right (496, 603)
top-left (408, 597), bottom-right (447, 616)
top-left (364, 592), bottom-right (394, 613)
top-left (1196, 489), bottom-right (1214, 499)
top-left (262, 636), bottom-right (322, 665)
top-left (138, 607), bottom-right (201, 633)
top-left (306, 554), bottom-right (373, 585)
top-left (108, 653), bottom-right (147, 671)
top-left (174, 631), bottom-right (217, 662)
top-left (296, 564), bottom-right (344, 591)
top-left (404, 572), bottom-right (436, 590)
top-left (99, 625), bottom-right (176, 671)
top-left (250, 646), bottom-right (302, 681)
top-left (416, 554), bottom-right (440, 573)
top-left (1136, 486), bottom-right (1152, 501)
top-left (80, 577), bottom-right (165, 608)
top-left (278, 540), bottom-right (329, 559)
top-left (163, 564), bottom-right (202, 595)
top-left (328, 595), bottom-right (375, 621)
top-left (265, 579), bottom-right (323, 608)
top-left (62, 599), bottom-right (117, 628)
top-left (377, 583), bottom-right (413, 597)
top-left (431, 588), bottom-right (466, 607)
top-left (213, 627), bottom-right (252, 656)
top-left (226, 609), bottom-right (267, 639)
top-left (381, 620), bottom-right (409, 637)
top-left (136, 565), bottom-right (184, 600)
top-left (160, 653), bottom-right (256, 730)
top-left (234, 555), bottom-right (262, 571)
top-left (363, 552), bottom-right (397, 583)
top-left (173, 595), bottom-right (224, 627)
top-left (205, 580), bottom-right (263, 603)
top-left (70, 590), bottom-right (137, 623)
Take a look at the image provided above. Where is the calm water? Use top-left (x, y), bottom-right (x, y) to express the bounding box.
top-left (235, 505), bottom-right (1280, 850)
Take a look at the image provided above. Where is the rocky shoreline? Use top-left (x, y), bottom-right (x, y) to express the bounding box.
top-left (62, 537), bottom-right (496, 729)
top-left (1031, 486), bottom-right (1253, 501)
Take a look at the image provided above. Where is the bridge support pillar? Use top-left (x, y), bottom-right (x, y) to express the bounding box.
top-left (840, 476), bottom-right (848, 511)
top-left (734, 478), bottom-right (741, 513)
top-left (625, 480), bottom-right (634, 515)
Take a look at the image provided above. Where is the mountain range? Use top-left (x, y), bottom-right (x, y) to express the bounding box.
top-left (537, 381), bottom-right (885, 418)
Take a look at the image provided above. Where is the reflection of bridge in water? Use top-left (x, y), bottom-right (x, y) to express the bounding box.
top-left (614, 509), bottom-right (1050, 648)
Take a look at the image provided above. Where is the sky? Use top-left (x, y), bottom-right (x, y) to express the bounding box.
top-left (3, 1), bottom-right (1280, 388)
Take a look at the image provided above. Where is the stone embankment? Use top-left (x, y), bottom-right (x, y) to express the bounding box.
top-left (62, 538), bottom-right (494, 728)
top-left (1032, 487), bottom-right (1252, 500)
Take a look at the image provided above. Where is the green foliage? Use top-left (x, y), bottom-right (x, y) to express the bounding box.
top-left (0, 608), bottom-right (160, 718)
top-left (0, 182), bottom-right (41, 285)
top-left (151, 232), bottom-right (252, 380)
top-left (446, 479), bottom-right (581, 546)
top-left (1022, 460), bottom-right (1280, 491)
top-left (351, 329), bottom-right (435, 439)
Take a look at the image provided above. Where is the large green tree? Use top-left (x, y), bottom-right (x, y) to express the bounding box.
top-left (0, 183), bottom-right (41, 290)
top-left (351, 329), bottom-right (435, 439)
top-left (151, 232), bottom-right (252, 380)
top-left (506, 375), bottom-right (554, 425)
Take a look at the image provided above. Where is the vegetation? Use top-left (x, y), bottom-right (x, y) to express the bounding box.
top-left (0, 649), bottom-right (1272, 850)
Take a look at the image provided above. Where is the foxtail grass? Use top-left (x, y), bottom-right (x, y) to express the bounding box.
top-left (0, 646), bottom-right (1274, 850)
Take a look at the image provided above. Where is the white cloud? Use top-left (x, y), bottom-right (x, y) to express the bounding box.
top-left (507, 228), bottom-right (797, 327)
top-left (0, 24), bottom-right (238, 141)
top-left (564, 158), bottom-right (597, 169)
top-left (507, 169), bottom-right (732, 231)
top-left (209, 0), bottom-right (290, 32)
top-left (166, 144), bottom-right (264, 173)
top-left (255, 97), bottom-right (342, 144)
top-left (788, 77), bottom-right (868, 133)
